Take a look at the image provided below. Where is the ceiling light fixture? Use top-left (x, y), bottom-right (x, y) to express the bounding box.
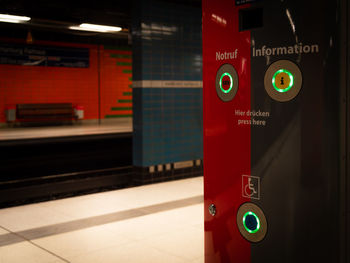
top-left (69, 23), bottom-right (122, 33)
top-left (0, 14), bottom-right (31, 23)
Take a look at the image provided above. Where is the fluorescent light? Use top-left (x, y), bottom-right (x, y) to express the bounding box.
top-left (69, 26), bottom-right (107, 32)
top-left (0, 14), bottom-right (31, 23)
top-left (79, 23), bottom-right (122, 32)
top-left (69, 23), bottom-right (122, 33)
top-left (80, 23), bottom-right (122, 32)
top-left (0, 18), bottom-right (21, 23)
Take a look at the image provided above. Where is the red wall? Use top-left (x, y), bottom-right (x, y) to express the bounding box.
top-left (0, 40), bottom-right (132, 123)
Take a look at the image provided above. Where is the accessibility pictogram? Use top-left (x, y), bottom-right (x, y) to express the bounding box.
top-left (242, 175), bottom-right (260, 200)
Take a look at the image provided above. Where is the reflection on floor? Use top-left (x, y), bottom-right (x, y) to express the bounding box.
top-left (0, 176), bottom-right (204, 263)
top-left (0, 119), bottom-right (132, 141)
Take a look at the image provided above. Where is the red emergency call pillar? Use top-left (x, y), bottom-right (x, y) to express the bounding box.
top-left (203, 0), bottom-right (348, 262)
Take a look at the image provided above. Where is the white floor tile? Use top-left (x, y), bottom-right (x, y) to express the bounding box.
top-left (143, 203), bottom-right (203, 229)
top-left (39, 177), bottom-right (203, 221)
top-left (103, 203), bottom-right (203, 242)
top-left (0, 120), bottom-right (132, 141)
top-left (32, 225), bottom-right (133, 259)
top-left (103, 212), bottom-right (177, 242)
top-left (146, 226), bottom-right (204, 261)
top-left (191, 257), bottom-right (205, 263)
top-left (0, 204), bottom-right (71, 232)
top-left (39, 194), bottom-right (129, 220)
top-left (127, 177), bottom-right (203, 202)
top-left (69, 240), bottom-right (187, 263)
top-left (0, 177), bottom-right (204, 262)
top-left (0, 241), bottom-right (64, 263)
top-left (0, 227), bottom-right (9, 235)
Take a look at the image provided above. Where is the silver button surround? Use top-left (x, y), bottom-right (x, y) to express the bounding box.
top-left (264, 60), bottom-right (302, 102)
top-left (236, 202), bottom-right (268, 243)
top-left (215, 64), bottom-right (239, 102)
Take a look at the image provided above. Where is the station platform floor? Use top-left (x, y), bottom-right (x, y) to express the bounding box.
top-left (0, 119), bottom-right (132, 141)
top-left (0, 176), bottom-right (204, 263)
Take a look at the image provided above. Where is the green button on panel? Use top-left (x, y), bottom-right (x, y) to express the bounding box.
top-left (237, 202), bottom-right (267, 243)
top-left (264, 60), bottom-right (302, 102)
top-left (215, 64), bottom-right (239, 102)
top-left (220, 72), bottom-right (233, 93)
top-left (272, 69), bottom-right (294, 93)
top-left (243, 211), bottom-right (261, 234)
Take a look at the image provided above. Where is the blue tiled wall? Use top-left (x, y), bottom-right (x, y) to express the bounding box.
top-left (132, 0), bottom-right (202, 167)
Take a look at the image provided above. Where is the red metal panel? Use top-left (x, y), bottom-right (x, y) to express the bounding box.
top-left (203, 1), bottom-right (251, 262)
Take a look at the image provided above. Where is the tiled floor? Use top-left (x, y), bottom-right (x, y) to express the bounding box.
top-left (0, 177), bottom-right (204, 263)
top-left (0, 118), bottom-right (132, 141)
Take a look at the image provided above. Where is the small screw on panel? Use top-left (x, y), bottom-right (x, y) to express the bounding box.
top-left (209, 204), bottom-right (216, 216)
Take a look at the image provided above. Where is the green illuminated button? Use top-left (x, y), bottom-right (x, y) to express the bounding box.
top-left (243, 211), bottom-right (260, 234)
top-left (272, 69), bottom-right (294, 93)
top-left (220, 72), bottom-right (233, 93)
top-left (215, 64), bottom-right (238, 102)
top-left (264, 60), bottom-right (302, 102)
top-left (237, 202), bottom-right (267, 243)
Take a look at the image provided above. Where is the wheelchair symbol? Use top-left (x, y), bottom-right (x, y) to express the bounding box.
top-left (242, 175), bottom-right (260, 200)
top-left (244, 178), bottom-right (257, 197)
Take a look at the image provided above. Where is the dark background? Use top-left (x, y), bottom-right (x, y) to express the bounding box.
top-left (0, 0), bottom-right (201, 45)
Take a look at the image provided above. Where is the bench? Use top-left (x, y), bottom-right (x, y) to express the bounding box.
top-left (15, 103), bottom-right (77, 125)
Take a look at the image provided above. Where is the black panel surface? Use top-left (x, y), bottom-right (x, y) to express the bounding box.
top-left (250, 0), bottom-right (346, 262)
